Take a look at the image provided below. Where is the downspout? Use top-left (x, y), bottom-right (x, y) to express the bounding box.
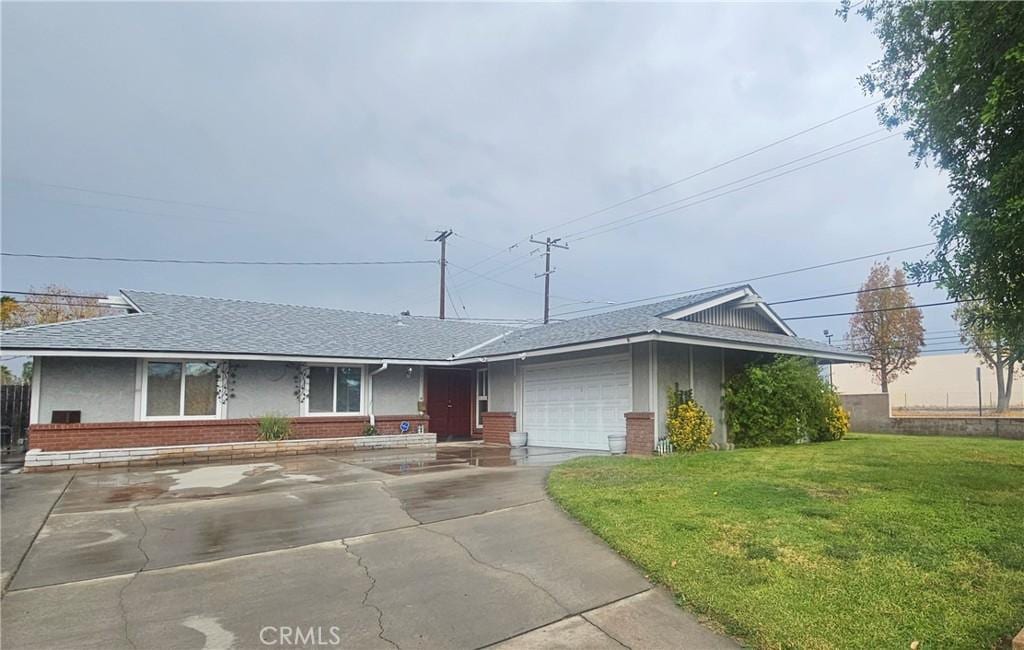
top-left (368, 361), bottom-right (390, 426)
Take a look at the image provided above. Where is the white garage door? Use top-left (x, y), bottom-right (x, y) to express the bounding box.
top-left (522, 353), bottom-right (632, 450)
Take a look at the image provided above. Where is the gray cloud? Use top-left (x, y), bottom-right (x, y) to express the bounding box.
top-left (2, 2), bottom-right (955, 344)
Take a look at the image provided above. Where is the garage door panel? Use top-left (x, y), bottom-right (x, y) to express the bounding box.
top-left (523, 354), bottom-right (631, 450)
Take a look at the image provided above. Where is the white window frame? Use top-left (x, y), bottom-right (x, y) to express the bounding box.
top-left (476, 368), bottom-right (489, 428)
top-left (141, 359), bottom-right (222, 420)
top-left (301, 365), bottom-right (367, 416)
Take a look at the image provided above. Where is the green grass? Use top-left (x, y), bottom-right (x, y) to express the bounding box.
top-left (547, 434), bottom-right (1024, 649)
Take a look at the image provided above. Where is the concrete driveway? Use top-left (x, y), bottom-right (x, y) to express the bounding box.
top-left (1, 444), bottom-right (736, 649)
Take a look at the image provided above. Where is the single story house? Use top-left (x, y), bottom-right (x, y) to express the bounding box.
top-left (1, 286), bottom-right (864, 455)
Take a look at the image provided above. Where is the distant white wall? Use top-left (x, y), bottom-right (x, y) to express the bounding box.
top-left (832, 352), bottom-right (1024, 409)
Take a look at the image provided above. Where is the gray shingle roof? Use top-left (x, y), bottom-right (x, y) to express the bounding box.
top-left (1, 286), bottom-right (863, 362)
top-left (1, 290), bottom-right (508, 361)
top-left (459, 287), bottom-right (861, 360)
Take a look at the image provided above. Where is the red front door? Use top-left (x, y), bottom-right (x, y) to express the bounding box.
top-left (426, 369), bottom-right (473, 439)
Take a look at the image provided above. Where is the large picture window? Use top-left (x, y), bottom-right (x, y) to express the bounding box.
top-left (476, 368), bottom-right (488, 428)
top-left (306, 366), bottom-right (363, 415)
top-left (144, 361), bottom-right (219, 418)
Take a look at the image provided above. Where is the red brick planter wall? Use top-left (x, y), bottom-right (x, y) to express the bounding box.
top-left (28, 414), bottom-right (428, 452)
top-left (482, 412), bottom-right (517, 446)
top-left (625, 411), bottom-right (655, 455)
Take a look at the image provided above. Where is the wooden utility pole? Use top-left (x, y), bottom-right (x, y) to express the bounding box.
top-left (434, 229), bottom-right (454, 319)
top-left (530, 236), bottom-right (569, 324)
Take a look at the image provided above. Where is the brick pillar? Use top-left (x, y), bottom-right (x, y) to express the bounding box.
top-left (624, 412), bottom-right (655, 455)
top-left (482, 412), bottom-right (517, 446)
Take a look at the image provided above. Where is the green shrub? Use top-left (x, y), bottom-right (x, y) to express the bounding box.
top-left (816, 390), bottom-right (851, 442)
top-left (723, 356), bottom-right (848, 447)
top-left (362, 424), bottom-right (379, 436)
top-left (257, 414), bottom-right (292, 441)
top-left (665, 385), bottom-right (714, 452)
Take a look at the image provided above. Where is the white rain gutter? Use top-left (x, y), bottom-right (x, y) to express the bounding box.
top-left (367, 361), bottom-right (390, 426)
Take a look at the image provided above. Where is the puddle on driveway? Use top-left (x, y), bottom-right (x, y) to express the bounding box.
top-left (53, 444), bottom-right (603, 512)
top-left (348, 445), bottom-right (604, 475)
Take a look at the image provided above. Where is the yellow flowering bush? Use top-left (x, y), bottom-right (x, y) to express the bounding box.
top-left (818, 391), bottom-right (850, 442)
top-left (666, 387), bottom-right (714, 452)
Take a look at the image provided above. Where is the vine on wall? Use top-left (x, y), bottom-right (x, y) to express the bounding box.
top-left (217, 361), bottom-right (239, 404)
top-left (290, 363), bottom-right (310, 403)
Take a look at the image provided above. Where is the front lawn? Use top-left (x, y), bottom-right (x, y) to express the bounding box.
top-left (548, 434), bottom-right (1024, 649)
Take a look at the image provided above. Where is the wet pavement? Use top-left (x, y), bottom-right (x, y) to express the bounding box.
top-left (1, 443), bottom-right (738, 649)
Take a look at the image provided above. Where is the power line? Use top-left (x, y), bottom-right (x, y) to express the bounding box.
top-left (444, 284), bottom-right (463, 319)
top-left (2, 252), bottom-right (438, 266)
top-left (533, 101), bottom-right (882, 238)
top-left (23, 197), bottom-right (241, 226)
top-left (2, 299), bottom-right (118, 308)
top-left (567, 129), bottom-right (888, 242)
top-left (4, 176), bottom-right (317, 222)
top-left (451, 249), bottom-right (543, 293)
top-left (566, 132), bottom-right (901, 242)
top-left (465, 130), bottom-right (899, 285)
top-left (786, 299), bottom-right (974, 321)
top-left (451, 101), bottom-right (882, 280)
top-left (2, 290), bottom-right (106, 300)
top-left (767, 278), bottom-right (938, 306)
top-left (551, 242), bottom-right (935, 319)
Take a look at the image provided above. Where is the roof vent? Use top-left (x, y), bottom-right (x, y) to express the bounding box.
top-left (98, 295), bottom-right (135, 311)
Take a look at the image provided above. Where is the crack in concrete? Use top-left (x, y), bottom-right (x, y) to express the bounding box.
top-left (340, 540), bottom-right (400, 650)
top-left (116, 505), bottom-right (151, 650)
top-left (580, 614), bottom-right (633, 650)
top-left (375, 481), bottom-right (423, 525)
top-left (419, 526), bottom-right (568, 616)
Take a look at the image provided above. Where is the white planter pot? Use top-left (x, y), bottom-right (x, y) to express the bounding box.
top-left (509, 431), bottom-right (528, 448)
top-left (608, 434), bottom-right (627, 455)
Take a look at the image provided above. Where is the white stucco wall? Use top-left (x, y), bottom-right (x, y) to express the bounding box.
top-left (36, 357), bottom-right (137, 423)
top-left (34, 357), bottom-right (424, 423)
top-left (224, 361), bottom-right (301, 418)
top-left (370, 364), bottom-right (422, 415)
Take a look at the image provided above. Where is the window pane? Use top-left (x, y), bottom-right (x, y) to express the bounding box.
top-left (184, 362), bottom-right (218, 416)
top-left (146, 362), bottom-right (181, 416)
top-left (308, 366), bottom-right (334, 413)
top-left (336, 367), bottom-right (361, 413)
top-left (478, 370), bottom-right (488, 397)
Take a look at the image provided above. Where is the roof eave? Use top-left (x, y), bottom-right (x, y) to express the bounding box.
top-left (467, 331), bottom-right (868, 364)
top-left (3, 348), bottom-right (458, 365)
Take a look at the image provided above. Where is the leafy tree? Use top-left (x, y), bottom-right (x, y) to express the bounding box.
top-left (1, 295), bottom-right (25, 330)
top-left (21, 360), bottom-right (33, 383)
top-left (848, 262), bottom-right (924, 393)
top-left (956, 302), bottom-right (1022, 413)
top-left (14, 285), bottom-right (109, 326)
top-left (0, 366), bottom-right (17, 385)
top-left (840, 1), bottom-right (1024, 344)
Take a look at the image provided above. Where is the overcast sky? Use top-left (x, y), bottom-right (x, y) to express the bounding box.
top-left (2, 2), bottom-right (959, 349)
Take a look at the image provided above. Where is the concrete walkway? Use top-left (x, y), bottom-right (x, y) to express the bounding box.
top-left (1, 445), bottom-right (738, 649)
